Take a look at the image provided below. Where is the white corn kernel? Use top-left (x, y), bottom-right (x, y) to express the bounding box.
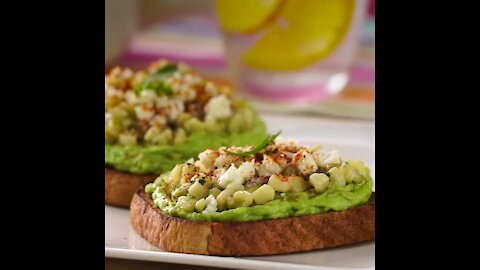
top-left (309, 173), bottom-right (330, 193)
top-left (252, 184), bottom-right (275, 205)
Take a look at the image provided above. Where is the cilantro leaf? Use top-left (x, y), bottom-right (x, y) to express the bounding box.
top-left (135, 64), bottom-right (178, 96)
top-left (148, 64), bottom-right (178, 82)
top-left (224, 131), bottom-right (281, 157)
top-left (135, 81), bottom-right (174, 95)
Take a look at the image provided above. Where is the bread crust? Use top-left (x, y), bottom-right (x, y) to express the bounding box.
top-left (105, 168), bottom-right (156, 208)
top-left (130, 190), bottom-right (375, 256)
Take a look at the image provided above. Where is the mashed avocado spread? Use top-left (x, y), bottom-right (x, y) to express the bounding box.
top-left (145, 140), bottom-right (374, 222)
top-left (105, 60), bottom-right (268, 175)
top-left (105, 116), bottom-right (266, 174)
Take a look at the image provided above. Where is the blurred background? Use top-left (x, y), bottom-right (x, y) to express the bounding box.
top-left (106, 0), bottom-right (375, 118)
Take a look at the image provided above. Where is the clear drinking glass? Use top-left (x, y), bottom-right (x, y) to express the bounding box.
top-left (215, 0), bottom-right (368, 102)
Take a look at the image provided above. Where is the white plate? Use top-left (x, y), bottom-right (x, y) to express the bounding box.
top-left (105, 114), bottom-right (375, 270)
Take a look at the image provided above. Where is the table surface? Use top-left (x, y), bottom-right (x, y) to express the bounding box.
top-left (106, 258), bottom-right (236, 270)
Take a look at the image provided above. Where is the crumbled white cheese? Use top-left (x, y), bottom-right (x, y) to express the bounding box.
top-left (140, 90), bottom-right (157, 105)
top-left (106, 87), bottom-right (124, 98)
top-left (134, 106), bottom-right (155, 120)
top-left (314, 150), bottom-right (341, 168)
top-left (166, 99), bottom-right (184, 121)
top-left (258, 155), bottom-right (282, 177)
top-left (214, 153), bottom-right (237, 169)
top-left (237, 160), bottom-right (255, 180)
top-left (149, 115), bottom-right (167, 127)
top-left (218, 163), bottom-right (244, 188)
top-left (293, 149), bottom-right (318, 175)
top-left (178, 84), bottom-right (196, 101)
top-left (199, 149), bottom-right (219, 171)
top-left (155, 96), bottom-right (169, 108)
top-left (125, 91), bottom-right (138, 105)
top-left (202, 195), bottom-right (217, 213)
top-left (204, 95), bottom-right (232, 120)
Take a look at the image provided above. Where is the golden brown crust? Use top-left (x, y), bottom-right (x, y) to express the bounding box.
top-left (130, 190), bottom-right (375, 256)
top-left (105, 168), bottom-right (156, 208)
top-left (130, 190), bottom-right (212, 254)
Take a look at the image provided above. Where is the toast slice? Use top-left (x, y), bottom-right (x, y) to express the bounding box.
top-left (105, 168), bottom-right (156, 207)
top-left (130, 189), bottom-right (375, 256)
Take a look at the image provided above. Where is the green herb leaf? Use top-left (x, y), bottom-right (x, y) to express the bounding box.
top-left (135, 80), bottom-right (174, 96)
top-left (157, 63), bottom-right (178, 74)
top-left (135, 64), bottom-right (178, 96)
top-left (148, 64), bottom-right (178, 82)
top-left (199, 178), bottom-right (206, 185)
top-left (224, 131), bottom-right (281, 157)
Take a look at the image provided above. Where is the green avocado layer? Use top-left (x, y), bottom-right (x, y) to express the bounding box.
top-left (105, 116), bottom-right (267, 175)
top-left (148, 169), bottom-right (373, 222)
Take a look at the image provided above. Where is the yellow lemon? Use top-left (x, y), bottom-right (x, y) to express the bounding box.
top-left (242, 0), bottom-right (355, 71)
top-left (215, 0), bottom-right (281, 33)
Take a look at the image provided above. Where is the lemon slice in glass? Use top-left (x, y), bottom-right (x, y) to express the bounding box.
top-left (242, 0), bottom-right (355, 71)
top-left (215, 0), bottom-right (281, 33)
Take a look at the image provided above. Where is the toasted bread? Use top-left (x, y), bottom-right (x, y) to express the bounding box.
top-left (130, 189), bottom-right (375, 256)
top-left (105, 168), bottom-right (156, 208)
